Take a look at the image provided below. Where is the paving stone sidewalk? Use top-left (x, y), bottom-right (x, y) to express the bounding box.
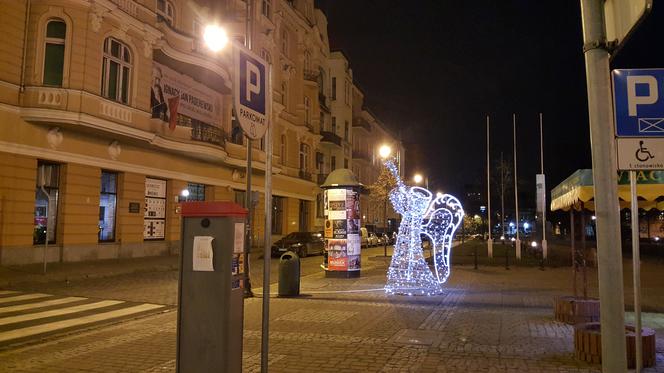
top-left (1, 256), bottom-right (664, 372)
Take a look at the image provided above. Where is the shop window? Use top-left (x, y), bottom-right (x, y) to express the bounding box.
top-left (102, 37), bottom-right (132, 104)
top-left (183, 182), bottom-right (205, 201)
top-left (99, 171), bottom-right (117, 242)
top-left (43, 19), bottom-right (66, 86)
top-left (272, 196), bottom-right (284, 234)
top-left (144, 178), bottom-right (166, 240)
top-left (34, 162), bottom-right (60, 245)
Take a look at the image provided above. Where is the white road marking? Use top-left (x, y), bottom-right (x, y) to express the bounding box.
top-left (0, 300), bottom-right (124, 326)
top-left (0, 294), bottom-right (50, 304)
top-left (0, 303), bottom-right (165, 342)
top-left (0, 297), bottom-right (86, 314)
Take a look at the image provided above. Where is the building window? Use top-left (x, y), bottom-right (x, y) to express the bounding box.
top-left (344, 80), bottom-right (350, 105)
top-left (144, 178), bottom-right (166, 240)
top-left (34, 162), bottom-right (60, 245)
top-left (344, 120), bottom-right (349, 140)
top-left (344, 158), bottom-right (349, 168)
top-left (231, 109), bottom-right (243, 145)
top-left (304, 50), bottom-right (311, 71)
top-left (99, 171), bottom-right (117, 242)
top-left (272, 196), bottom-right (284, 234)
top-left (156, 0), bottom-right (174, 25)
top-left (331, 77), bottom-right (336, 100)
top-left (299, 200), bottom-right (310, 232)
top-left (299, 143), bottom-right (310, 172)
top-left (102, 37), bottom-right (132, 104)
top-left (280, 134), bottom-right (287, 164)
top-left (331, 155), bottom-right (336, 170)
top-left (304, 96), bottom-right (311, 126)
top-left (43, 19), bottom-right (66, 87)
top-left (234, 189), bottom-right (246, 208)
top-left (182, 182), bottom-right (205, 202)
top-left (261, 0), bottom-right (272, 19)
top-left (281, 28), bottom-right (288, 56)
top-left (331, 116), bottom-right (336, 133)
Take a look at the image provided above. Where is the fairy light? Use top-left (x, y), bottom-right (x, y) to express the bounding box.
top-left (383, 160), bottom-right (464, 296)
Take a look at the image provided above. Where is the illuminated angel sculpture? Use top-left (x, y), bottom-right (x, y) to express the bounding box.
top-left (384, 160), bottom-right (464, 295)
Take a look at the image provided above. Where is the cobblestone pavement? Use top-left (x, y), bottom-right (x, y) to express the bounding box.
top-left (1, 248), bottom-right (664, 372)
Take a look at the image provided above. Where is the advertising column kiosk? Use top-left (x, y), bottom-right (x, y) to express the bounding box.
top-left (177, 201), bottom-right (247, 373)
top-left (320, 169), bottom-right (363, 278)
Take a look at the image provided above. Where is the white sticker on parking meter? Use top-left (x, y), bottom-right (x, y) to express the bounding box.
top-left (193, 236), bottom-right (214, 271)
top-left (234, 223), bottom-right (244, 253)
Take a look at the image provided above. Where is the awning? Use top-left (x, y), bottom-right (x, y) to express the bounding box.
top-left (550, 169), bottom-right (664, 211)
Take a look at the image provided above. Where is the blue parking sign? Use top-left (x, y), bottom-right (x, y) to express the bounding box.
top-left (234, 45), bottom-right (269, 140)
top-left (613, 69), bottom-right (664, 137)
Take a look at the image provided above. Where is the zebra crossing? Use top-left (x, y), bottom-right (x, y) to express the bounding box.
top-left (0, 290), bottom-right (169, 347)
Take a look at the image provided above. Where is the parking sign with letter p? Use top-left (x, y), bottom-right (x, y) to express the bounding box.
top-left (234, 45), bottom-right (269, 140)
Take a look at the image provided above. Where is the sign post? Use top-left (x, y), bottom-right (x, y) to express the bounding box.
top-left (613, 68), bottom-right (664, 372)
top-left (232, 44), bottom-right (271, 373)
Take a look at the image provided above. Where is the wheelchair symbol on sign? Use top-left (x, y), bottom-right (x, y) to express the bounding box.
top-left (635, 140), bottom-right (655, 162)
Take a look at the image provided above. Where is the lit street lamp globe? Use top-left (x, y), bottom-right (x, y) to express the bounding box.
top-left (204, 25), bottom-right (229, 52)
top-left (413, 174), bottom-right (423, 184)
top-left (379, 145), bottom-right (392, 159)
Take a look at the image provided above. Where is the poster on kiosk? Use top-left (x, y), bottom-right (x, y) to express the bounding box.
top-left (323, 187), bottom-right (361, 276)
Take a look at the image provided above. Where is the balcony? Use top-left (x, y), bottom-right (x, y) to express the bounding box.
top-left (352, 149), bottom-right (371, 162)
top-left (303, 69), bottom-right (319, 83)
top-left (320, 131), bottom-right (342, 147)
top-left (191, 121), bottom-right (226, 146)
top-left (299, 170), bottom-right (313, 181)
top-left (353, 117), bottom-right (372, 132)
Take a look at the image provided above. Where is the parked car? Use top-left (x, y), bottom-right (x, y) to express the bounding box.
top-left (271, 232), bottom-right (324, 258)
top-left (368, 232), bottom-right (379, 247)
top-left (360, 227), bottom-right (369, 248)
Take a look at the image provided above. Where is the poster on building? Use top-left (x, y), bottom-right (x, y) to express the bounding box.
top-left (144, 219), bottom-right (165, 240)
top-left (145, 178), bottom-right (167, 198)
top-left (346, 190), bottom-right (360, 219)
top-left (324, 220), bottom-right (333, 238)
top-left (348, 255), bottom-right (361, 271)
top-left (144, 197), bottom-right (166, 219)
top-left (333, 220), bottom-right (347, 238)
top-left (151, 62), bottom-right (222, 125)
top-left (347, 234), bottom-right (361, 255)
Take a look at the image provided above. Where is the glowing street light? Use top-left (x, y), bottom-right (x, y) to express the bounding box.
top-left (379, 144), bottom-right (392, 159)
top-left (413, 174), bottom-right (423, 184)
top-left (203, 24), bottom-right (229, 52)
top-left (180, 189), bottom-right (190, 198)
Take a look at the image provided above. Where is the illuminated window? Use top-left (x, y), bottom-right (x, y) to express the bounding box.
top-left (43, 19), bottom-right (66, 86)
top-left (99, 171), bottom-right (117, 242)
top-left (102, 37), bottom-right (131, 104)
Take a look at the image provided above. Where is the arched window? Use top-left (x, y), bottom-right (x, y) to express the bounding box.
top-left (299, 143), bottom-right (310, 172)
top-left (156, 0), bottom-right (174, 25)
top-left (102, 37), bottom-right (132, 104)
top-left (43, 19), bottom-right (66, 86)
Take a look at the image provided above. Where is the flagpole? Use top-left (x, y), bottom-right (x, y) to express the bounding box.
top-left (513, 113), bottom-right (521, 259)
top-left (540, 113), bottom-right (548, 259)
top-left (486, 115), bottom-right (493, 258)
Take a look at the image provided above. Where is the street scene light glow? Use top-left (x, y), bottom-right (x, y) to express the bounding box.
top-left (204, 25), bottom-right (229, 52)
top-left (413, 174), bottom-right (423, 184)
top-left (378, 145), bottom-right (392, 159)
top-left (180, 189), bottom-right (190, 197)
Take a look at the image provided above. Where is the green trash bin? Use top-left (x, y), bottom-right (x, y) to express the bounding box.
top-left (279, 251), bottom-right (300, 296)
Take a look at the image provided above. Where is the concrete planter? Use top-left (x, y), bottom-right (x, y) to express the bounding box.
top-left (554, 295), bottom-right (600, 324)
top-left (574, 322), bottom-right (656, 368)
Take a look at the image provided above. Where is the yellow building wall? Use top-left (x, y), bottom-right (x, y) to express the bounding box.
top-left (0, 153), bottom-right (36, 248)
top-left (166, 179), bottom-right (186, 242)
top-left (116, 172), bottom-right (145, 245)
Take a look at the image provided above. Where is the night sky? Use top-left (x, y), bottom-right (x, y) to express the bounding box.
top-left (318, 0), bottom-right (664, 213)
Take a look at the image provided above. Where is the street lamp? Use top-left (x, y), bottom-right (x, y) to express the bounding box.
top-left (379, 144), bottom-right (392, 257)
top-left (203, 25), bottom-right (229, 52)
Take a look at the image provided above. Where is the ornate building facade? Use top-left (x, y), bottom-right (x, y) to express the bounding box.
top-left (0, 0), bottom-right (402, 264)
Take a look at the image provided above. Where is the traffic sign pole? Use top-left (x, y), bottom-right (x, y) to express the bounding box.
top-left (629, 171), bottom-right (643, 373)
top-left (580, 1), bottom-right (628, 371)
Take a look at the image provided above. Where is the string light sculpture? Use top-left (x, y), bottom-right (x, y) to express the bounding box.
top-left (384, 159), bottom-right (464, 296)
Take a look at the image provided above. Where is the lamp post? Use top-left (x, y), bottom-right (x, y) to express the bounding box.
top-left (379, 145), bottom-right (392, 257)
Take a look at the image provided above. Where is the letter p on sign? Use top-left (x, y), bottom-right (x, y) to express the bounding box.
top-left (627, 75), bottom-right (658, 116)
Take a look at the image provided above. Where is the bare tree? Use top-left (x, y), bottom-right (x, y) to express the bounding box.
top-left (367, 164), bottom-right (398, 256)
top-left (493, 152), bottom-right (513, 240)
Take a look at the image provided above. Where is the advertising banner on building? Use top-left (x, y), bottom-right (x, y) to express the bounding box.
top-left (151, 62), bottom-right (222, 126)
